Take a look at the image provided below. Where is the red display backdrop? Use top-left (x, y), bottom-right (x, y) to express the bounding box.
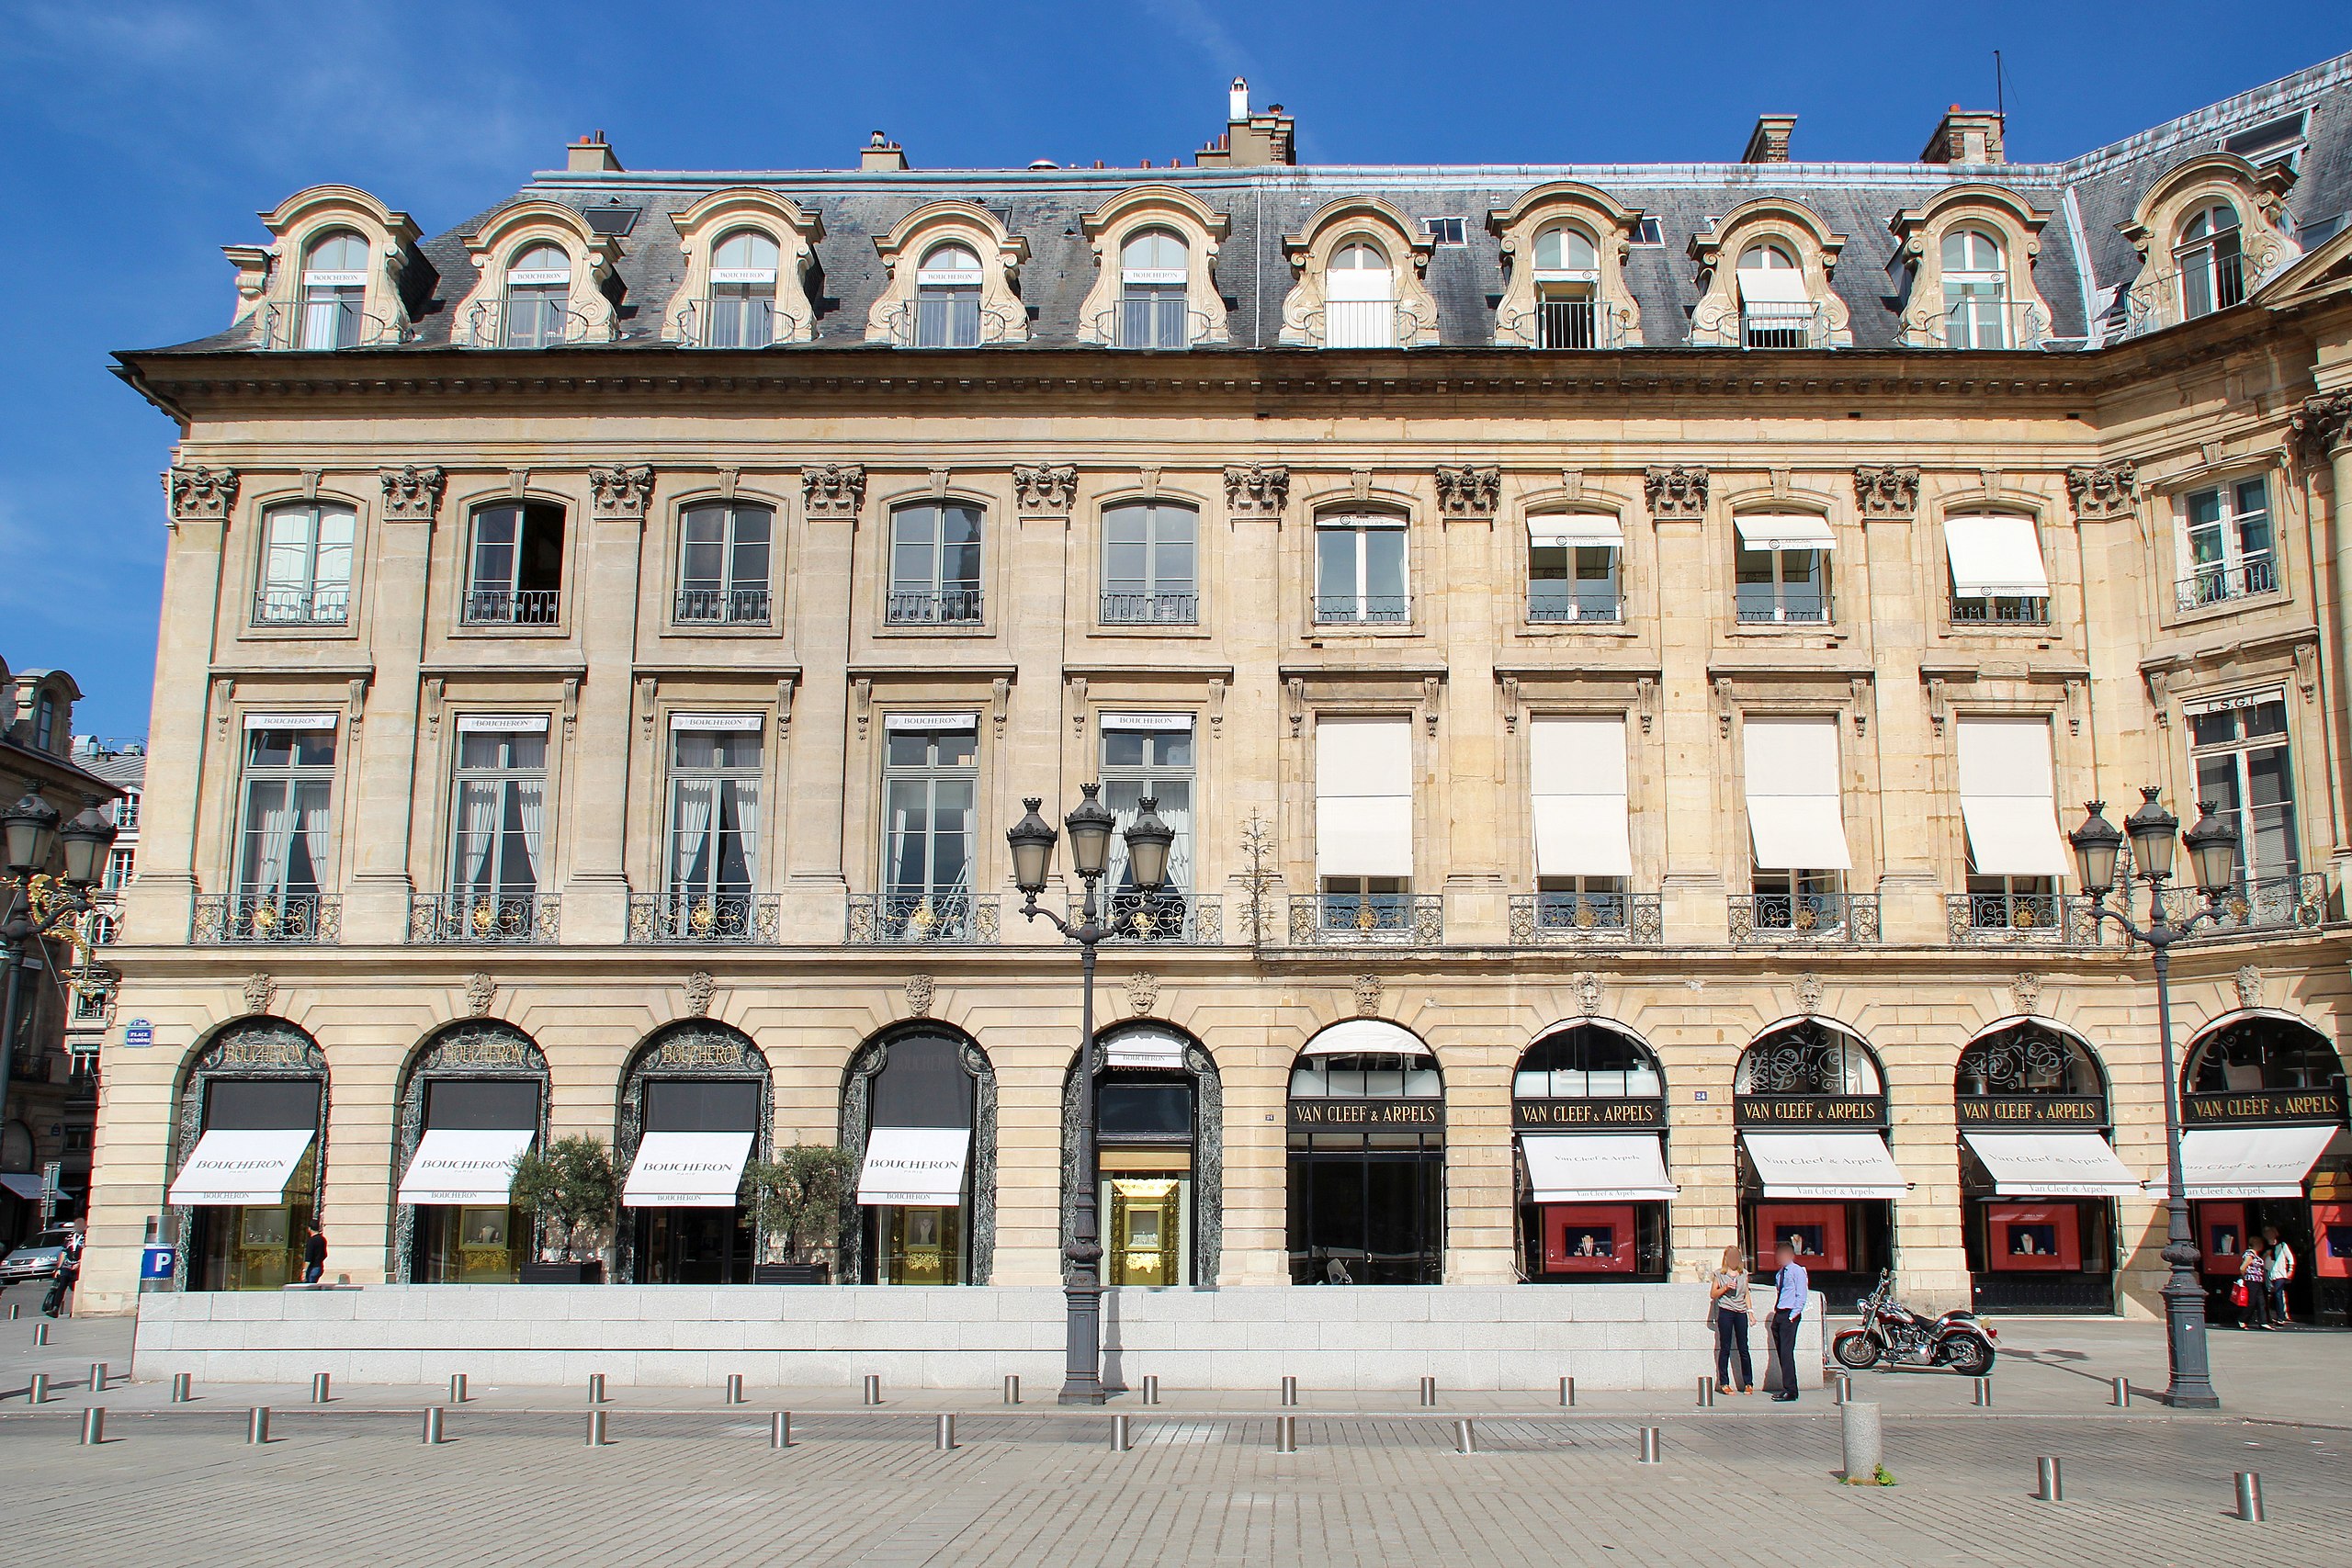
top-left (2312, 1201), bottom-right (2352, 1280)
top-left (1985, 1201), bottom-right (2081, 1271)
top-left (2196, 1201), bottom-right (2249, 1276)
top-left (1754, 1202), bottom-right (1849, 1274)
top-left (1542, 1203), bottom-right (1636, 1274)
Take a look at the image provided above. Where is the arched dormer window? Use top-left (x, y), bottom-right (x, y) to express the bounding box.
top-left (1487, 183), bottom-right (1646, 349)
top-left (1279, 197), bottom-right (1439, 349)
top-left (1076, 186), bottom-right (1230, 350)
top-left (299, 230), bottom-right (370, 350)
top-left (915, 242), bottom-right (984, 347)
top-left (867, 202), bottom-right (1028, 348)
top-left (1689, 201), bottom-right (1850, 350)
top-left (1736, 243), bottom-right (1811, 348)
top-left (705, 229), bottom-right (780, 348)
top-left (236, 185), bottom-right (422, 350)
top-left (1325, 239), bottom-right (1397, 347)
top-left (2114, 153), bottom-right (2297, 340)
top-left (449, 198), bottom-right (618, 349)
top-left (663, 189), bottom-right (823, 349)
top-left (1890, 186), bottom-right (2052, 349)
top-left (503, 243), bottom-right (573, 349)
top-left (1118, 229), bottom-right (1190, 349)
top-left (1532, 226), bottom-right (1600, 348)
top-left (1940, 228), bottom-right (2007, 347)
top-left (2177, 203), bottom-right (2245, 319)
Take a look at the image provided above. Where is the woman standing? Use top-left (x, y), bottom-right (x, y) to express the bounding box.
top-left (2237, 1239), bottom-right (2270, 1329)
top-left (1710, 1244), bottom-right (1755, 1393)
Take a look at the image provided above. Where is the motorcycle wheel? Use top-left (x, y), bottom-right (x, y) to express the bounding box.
top-left (1944, 1335), bottom-right (1995, 1376)
top-left (1831, 1331), bottom-right (1881, 1370)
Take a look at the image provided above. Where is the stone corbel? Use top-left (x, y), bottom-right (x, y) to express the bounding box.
top-left (636, 675), bottom-right (658, 738)
top-left (927, 468), bottom-right (953, 498)
top-left (1206, 676), bottom-right (1227, 737)
top-left (1069, 676), bottom-right (1088, 737)
top-left (423, 676), bottom-right (445, 733)
top-left (1421, 676), bottom-right (1442, 736)
top-left (588, 465), bottom-right (655, 523)
top-left (2295, 641), bottom-right (2319, 704)
top-left (560, 676), bottom-right (581, 739)
top-left (1713, 677), bottom-right (1735, 738)
top-left (1849, 677), bottom-right (1871, 738)
top-left (210, 676), bottom-right (236, 738)
top-left (775, 677), bottom-right (796, 735)
top-left (717, 467), bottom-right (740, 500)
top-left (802, 464), bottom-right (867, 521)
top-left (1012, 463), bottom-right (1079, 518)
top-left (1559, 468), bottom-right (1586, 503)
top-left (1636, 677), bottom-right (1657, 735)
top-left (1769, 468), bottom-right (1792, 500)
top-left (853, 678), bottom-right (873, 739)
top-left (1499, 674), bottom-right (1521, 735)
top-left (1137, 467), bottom-right (1160, 498)
top-left (346, 676), bottom-right (370, 739)
top-left (300, 469), bottom-right (322, 500)
top-left (1350, 469), bottom-right (1373, 502)
top-left (506, 469), bottom-right (531, 501)
top-left (1286, 677), bottom-right (1306, 738)
top-left (991, 677), bottom-right (1011, 736)
top-left (2143, 664), bottom-right (2174, 729)
top-left (379, 465), bottom-right (447, 523)
top-left (166, 465), bottom-right (240, 525)
top-left (1926, 677), bottom-right (1948, 740)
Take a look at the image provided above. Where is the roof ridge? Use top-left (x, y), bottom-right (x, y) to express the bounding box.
top-left (2058, 48), bottom-right (2352, 179)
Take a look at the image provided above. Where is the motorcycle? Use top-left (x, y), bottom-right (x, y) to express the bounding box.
top-left (1831, 1270), bottom-right (1997, 1375)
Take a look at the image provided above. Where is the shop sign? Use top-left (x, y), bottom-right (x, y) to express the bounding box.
top-left (1290, 1100), bottom-right (1444, 1130)
top-left (657, 1038), bottom-right (743, 1070)
top-left (1734, 1095), bottom-right (1886, 1128)
top-left (435, 1036), bottom-right (532, 1069)
top-left (1513, 1099), bottom-right (1664, 1131)
top-left (2184, 1086), bottom-right (2347, 1127)
top-left (215, 1038), bottom-right (309, 1069)
top-left (1957, 1095), bottom-right (2107, 1127)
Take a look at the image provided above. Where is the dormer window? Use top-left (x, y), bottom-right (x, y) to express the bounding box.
top-left (299, 230), bottom-right (369, 350)
top-left (1119, 229), bottom-right (1190, 349)
top-left (1736, 243), bottom-right (1812, 347)
top-left (705, 229), bottom-right (779, 349)
top-left (1940, 229), bottom-right (2008, 348)
top-left (2177, 204), bottom-right (2245, 318)
top-left (503, 243), bottom-right (572, 348)
top-left (915, 243), bottom-right (984, 347)
top-left (33, 694), bottom-right (58, 752)
top-left (1532, 226), bottom-right (1600, 349)
top-left (1326, 240), bottom-right (1396, 348)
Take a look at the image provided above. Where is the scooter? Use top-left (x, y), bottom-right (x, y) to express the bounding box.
top-left (1831, 1269), bottom-right (1996, 1375)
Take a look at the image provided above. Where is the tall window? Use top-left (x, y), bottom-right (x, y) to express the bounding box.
top-left (1325, 240), bottom-right (1396, 348)
top-left (256, 502), bottom-right (355, 626)
top-left (103, 847), bottom-right (135, 891)
top-left (235, 725), bottom-right (337, 914)
top-left (1118, 229), bottom-right (1189, 349)
top-left (465, 502), bottom-right (565, 625)
top-left (1314, 510), bottom-right (1408, 624)
top-left (1532, 225), bottom-right (1600, 349)
top-left (664, 726), bottom-right (762, 935)
top-left (888, 503), bottom-right (984, 625)
top-left (503, 243), bottom-right (572, 348)
top-left (1101, 502), bottom-right (1198, 624)
top-left (1527, 515), bottom-right (1622, 622)
top-left (882, 724), bottom-right (978, 936)
top-left (1940, 228), bottom-right (2007, 348)
top-left (2177, 204), bottom-right (2245, 319)
top-left (1736, 243), bottom-right (1811, 348)
top-left (1943, 511), bottom-right (2050, 625)
top-left (300, 229), bottom-right (368, 350)
top-left (914, 243), bottom-right (983, 347)
top-left (32, 695), bottom-right (57, 751)
top-left (2178, 478), bottom-right (2274, 608)
top-left (2191, 698), bottom-right (2297, 883)
top-left (450, 726), bottom-right (548, 903)
top-left (675, 502), bottom-right (773, 625)
top-left (705, 229), bottom-right (779, 348)
top-left (112, 792), bottom-right (141, 830)
top-left (1099, 720), bottom-right (1195, 926)
top-left (1734, 516), bottom-right (1831, 625)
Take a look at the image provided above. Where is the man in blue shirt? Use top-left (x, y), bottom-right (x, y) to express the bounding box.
top-left (1770, 1238), bottom-right (1809, 1402)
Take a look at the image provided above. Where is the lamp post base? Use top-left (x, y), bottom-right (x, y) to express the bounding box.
top-left (2160, 1269), bottom-right (2220, 1410)
top-left (1059, 1280), bottom-right (1106, 1404)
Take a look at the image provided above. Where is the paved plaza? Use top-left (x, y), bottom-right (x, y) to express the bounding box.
top-left (3, 1302), bottom-right (2349, 1565)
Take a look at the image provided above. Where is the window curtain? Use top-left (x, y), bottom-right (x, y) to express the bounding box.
top-left (671, 777), bottom-right (716, 892)
top-left (296, 783), bottom-right (332, 897)
top-left (514, 780), bottom-right (545, 892)
top-left (732, 780), bottom-right (761, 889)
top-left (459, 783), bottom-right (500, 892)
top-left (252, 787), bottom-right (296, 898)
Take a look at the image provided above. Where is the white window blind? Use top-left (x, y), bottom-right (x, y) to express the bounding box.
top-left (1530, 716), bottom-right (1632, 875)
top-left (1528, 514), bottom-right (1624, 547)
top-left (1742, 716), bottom-right (1851, 870)
top-left (1315, 717), bottom-right (1413, 877)
top-left (1736, 265), bottom-right (1812, 304)
top-left (1734, 514), bottom-right (1836, 551)
top-left (1956, 717), bottom-right (2070, 875)
top-left (1943, 514), bottom-right (2050, 597)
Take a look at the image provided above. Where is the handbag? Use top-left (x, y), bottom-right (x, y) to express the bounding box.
top-left (2231, 1280), bottom-right (2249, 1308)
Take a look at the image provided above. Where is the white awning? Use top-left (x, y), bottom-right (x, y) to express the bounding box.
top-left (1736, 265), bottom-right (1812, 304)
top-left (856, 1127), bottom-right (971, 1206)
top-left (1957, 717), bottom-right (2070, 876)
top-left (1315, 718), bottom-right (1413, 877)
top-left (1103, 1026), bottom-right (1187, 1070)
top-left (1300, 1019), bottom-right (1431, 1059)
top-left (1521, 1133), bottom-right (1678, 1202)
top-left (2179, 1125), bottom-right (2339, 1199)
top-left (397, 1127), bottom-right (535, 1205)
top-left (1529, 513), bottom-right (1623, 547)
top-left (1743, 1132), bottom-right (1907, 1199)
top-left (1531, 716), bottom-right (1632, 876)
top-left (166, 1128), bottom-right (316, 1206)
top-left (1943, 513), bottom-right (2050, 597)
top-left (1735, 513), bottom-right (1836, 551)
top-left (1962, 1132), bottom-right (2142, 1197)
top-left (620, 1132), bottom-right (753, 1209)
top-left (1742, 716), bottom-right (1851, 871)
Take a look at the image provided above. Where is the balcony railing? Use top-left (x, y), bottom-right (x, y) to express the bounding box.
top-left (1313, 594), bottom-right (1410, 626)
top-left (254, 585), bottom-right (352, 627)
top-left (1509, 892), bottom-right (1662, 945)
top-left (846, 893), bottom-right (999, 945)
top-left (886, 590), bottom-right (985, 626)
top-left (1073, 890), bottom-right (1224, 945)
top-left (876, 297), bottom-right (1022, 349)
top-left (1288, 893), bottom-right (1444, 945)
top-left (192, 894), bottom-right (342, 946)
top-left (463, 298), bottom-right (616, 349)
top-left (1100, 591), bottom-right (1199, 626)
top-left (1945, 892), bottom-right (2104, 947)
top-left (1527, 592), bottom-right (1623, 625)
top-left (1729, 892), bottom-right (1881, 944)
top-left (673, 295), bottom-right (807, 349)
top-left (674, 587), bottom-right (771, 626)
top-left (1930, 299), bottom-right (2053, 351)
top-left (2157, 874), bottom-right (2329, 938)
top-left (1950, 594), bottom-right (2051, 626)
top-left (1739, 303), bottom-right (1834, 350)
top-left (1735, 596), bottom-right (1829, 626)
top-left (463, 587), bottom-right (561, 626)
top-left (256, 300), bottom-right (412, 351)
top-left (2175, 558), bottom-right (2278, 612)
top-left (409, 893), bottom-right (560, 945)
top-left (627, 892), bottom-right (780, 944)
top-left (1082, 299), bottom-right (1214, 350)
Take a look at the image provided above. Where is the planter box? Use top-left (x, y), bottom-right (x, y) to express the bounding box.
top-left (520, 1260), bottom-right (605, 1285)
top-left (753, 1263), bottom-right (831, 1285)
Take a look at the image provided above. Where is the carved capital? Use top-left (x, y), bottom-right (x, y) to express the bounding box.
top-left (1644, 464), bottom-right (1708, 520)
top-left (2289, 391), bottom-right (2352, 459)
top-left (1852, 465), bottom-right (1920, 521)
top-left (1223, 463), bottom-right (1290, 516)
top-left (2065, 461), bottom-right (2138, 521)
top-left (802, 464), bottom-right (866, 519)
top-left (1012, 463), bottom-right (1079, 515)
top-left (379, 465), bottom-right (447, 523)
top-left (1433, 464), bottom-right (1500, 518)
top-left (165, 465), bottom-right (240, 523)
top-left (587, 464), bottom-right (655, 522)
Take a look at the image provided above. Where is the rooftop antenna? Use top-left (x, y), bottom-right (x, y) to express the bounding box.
top-left (1994, 50), bottom-right (2006, 119)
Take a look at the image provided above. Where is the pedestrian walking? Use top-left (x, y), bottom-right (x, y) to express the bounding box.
top-left (40, 1227), bottom-right (82, 1318)
top-left (2236, 1238), bottom-right (2270, 1329)
top-left (1710, 1244), bottom-right (1754, 1394)
top-left (2262, 1226), bottom-right (2294, 1326)
top-left (1770, 1238), bottom-right (1808, 1402)
top-left (302, 1221), bottom-right (327, 1286)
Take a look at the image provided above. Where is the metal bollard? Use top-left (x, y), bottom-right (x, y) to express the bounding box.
top-left (584, 1409), bottom-right (607, 1447)
top-left (1453, 1417), bottom-right (1476, 1455)
top-left (863, 1374), bottom-right (881, 1406)
top-left (170, 1372), bottom-right (191, 1403)
top-left (1003, 1374), bottom-right (1021, 1404)
top-left (1110, 1414), bottom-right (1131, 1451)
top-left (587, 1373), bottom-right (606, 1404)
top-left (1973, 1376), bottom-right (1994, 1406)
top-left (80, 1407), bottom-right (105, 1446)
top-left (725, 1374), bottom-right (744, 1404)
top-left (2110, 1376), bottom-right (2131, 1408)
top-left (28, 1372), bottom-right (48, 1404)
top-left (1273, 1414), bottom-right (1298, 1453)
top-left (248, 1406), bottom-right (271, 1445)
top-left (2036, 1456), bottom-right (2064, 1502)
top-left (1840, 1402), bottom-right (1883, 1481)
top-left (1832, 1372), bottom-right (1851, 1404)
top-left (32, 1323), bottom-right (49, 1346)
top-left (310, 1372), bottom-right (331, 1404)
top-left (1559, 1375), bottom-right (1577, 1407)
top-left (1637, 1426), bottom-right (1661, 1464)
top-left (1419, 1375), bottom-right (1437, 1407)
top-left (89, 1361), bottom-right (107, 1392)
top-left (2234, 1472), bottom-right (2265, 1522)
top-left (1280, 1375), bottom-right (1298, 1406)
top-left (421, 1406), bottom-right (444, 1445)
top-left (934, 1413), bottom-right (956, 1451)
top-left (770, 1411), bottom-right (793, 1449)
top-left (1697, 1376), bottom-right (1715, 1407)
top-left (448, 1373), bottom-right (468, 1404)
top-left (1142, 1374), bottom-right (1159, 1405)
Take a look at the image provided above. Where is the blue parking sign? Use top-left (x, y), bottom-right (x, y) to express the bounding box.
top-left (140, 1246), bottom-right (175, 1280)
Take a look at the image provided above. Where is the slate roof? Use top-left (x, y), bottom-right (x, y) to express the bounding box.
top-left (150, 50), bottom-right (2352, 359)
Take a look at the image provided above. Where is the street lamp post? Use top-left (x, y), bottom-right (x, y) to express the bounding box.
top-left (1006, 784), bottom-right (1175, 1404)
top-left (1, 789), bottom-right (119, 1133)
top-left (2067, 786), bottom-right (2240, 1411)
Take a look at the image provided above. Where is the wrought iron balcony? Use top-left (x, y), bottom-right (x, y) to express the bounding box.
top-left (627, 892), bottom-right (779, 944)
top-left (1735, 596), bottom-right (1829, 626)
top-left (1100, 591), bottom-right (1199, 626)
top-left (1313, 593), bottom-right (1410, 626)
top-left (1945, 892), bottom-right (2104, 947)
top-left (876, 297), bottom-right (1022, 349)
top-left (1288, 892), bottom-right (1444, 945)
top-left (1509, 892), bottom-right (1662, 945)
top-left (846, 893), bottom-right (999, 945)
top-left (255, 300), bottom-right (413, 351)
top-left (1929, 299), bottom-right (2052, 351)
top-left (2156, 874), bottom-right (2329, 939)
top-left (672, 295), bottom-right (807, 349)
top-left (886, 590), bottom-right (985, 626)
top-left (463, 587), bottom-right (561, 626)
top-left (673, 587), bottom-right (771, 626)
top-left (2175, 558), bottom-right (2278, 611)
top-left (253, 585), bottom-right (351, 626)
top-left (463, 298), bottom-right (616, 349)
top-left (1949, 594), bottom-right (2051, 626)
top-left (409, 893), bottom-right (560, 945)
top-left (1084, 299), bottom-right (1214, 350)
top-left (1527, 591), bottom-right (1623, 625)
top-left (1072, 890), bottom-right (1224, 945)
top-left (1729, 892), bottom-right (1880, 945)
top-left (192, 894), bottom-right (342, 945)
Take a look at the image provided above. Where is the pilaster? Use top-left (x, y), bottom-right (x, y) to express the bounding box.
top-left (781, 468), bottom-right (860, 942)
top-left (342, 467), bottom-right (442, 942)
top-left (560, 466), bottom-right (652, 944)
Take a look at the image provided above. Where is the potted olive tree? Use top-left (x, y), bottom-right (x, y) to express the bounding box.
top-left (745, 1144), bottom-right (858, 1284)
top-left (509, 1134), bottom-right (618, 1283)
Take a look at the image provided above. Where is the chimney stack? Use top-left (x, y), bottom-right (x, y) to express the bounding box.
top-left (861, 130), bottom-right (910, 172)
top-left (1742, 115), bottom-right (1796, 164)
top-left (1920, 107), bottom-right (2005, 165)
top-left (1229, 76), bottom-right (1250, 122)
top-left (1196, 83), bottom-right (1296, 167)
top-left (566, 130), bottom-right (624, 174)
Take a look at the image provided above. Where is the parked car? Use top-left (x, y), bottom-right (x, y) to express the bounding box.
top-left (0, 1228), bottom-right (76, 1285)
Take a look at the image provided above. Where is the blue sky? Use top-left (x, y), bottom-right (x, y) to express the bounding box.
top-left (5, 1), bottom-right (2347, 738)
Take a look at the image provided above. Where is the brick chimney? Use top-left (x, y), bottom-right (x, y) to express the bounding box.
top-left (1920, 107), bottom-right (2005, 165)
top-left (1195, 79), bottom-right (1296, 167)
top-left (567, 130), bottom-right (623, 174)
top-left (1742, 115), bottom-right (1796, 164)
top-left (860, 131), bottom-right (910, 172)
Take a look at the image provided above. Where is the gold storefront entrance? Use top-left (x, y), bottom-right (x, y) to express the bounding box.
top-left (1108, 1178), bottom-right (1180, 1285)
top-left (882, 1205), bottom-right (964, 1285)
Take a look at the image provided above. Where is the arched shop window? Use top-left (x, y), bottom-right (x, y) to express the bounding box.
top-left (1953, 1020), bottom-right (2133, 1314)
top-left (615, 1022), bottom-right (771, 1285)
top-left (1287, 1019), bottom-right (1443, 1285)
top-left (845, 1026), bottom-right (997, 1285)
top-left (2180, 1014), bottom-right (2352, 1327)
top-left (393, 1021), bottom-right (549, 1285)
top-left (1733, 1019), bottom-right (1901, 1312)
top-left (1062, 1022), bottom-right (1223, 1287)
top-left (165, 1018), bottom-right (329, 1292)
top-left (1513, 1021), bottom-right (1675, 1281)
